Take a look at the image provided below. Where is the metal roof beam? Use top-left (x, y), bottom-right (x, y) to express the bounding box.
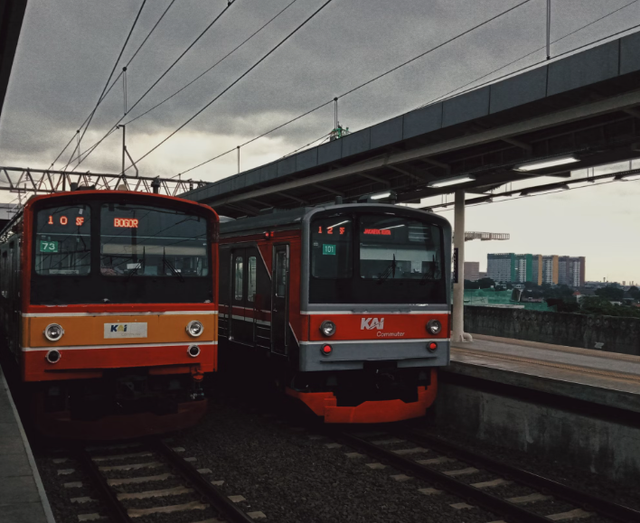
top-left (207, 87), bottom-right (640, 207)
top-left (358, 173), bottom-right (390, 187)
top-left (312, 183), bottom-right (344, 196)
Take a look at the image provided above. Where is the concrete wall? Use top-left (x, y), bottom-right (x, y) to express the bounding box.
top-left (436, 375), bottom-right (640, 484)
top-left (464, 306), bottom-right (640, 356)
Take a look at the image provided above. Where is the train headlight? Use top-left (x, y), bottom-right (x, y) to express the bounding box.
top-left (186, 320), bottom-right (204, 338)
top-left (320, 320), bottom-right (336, 337)
top-left (426, 319), bottom-right (442, 335)
top-left (44, 323), bottom-right (64, 342)
top-left (187, 345), bottom-right (201, 358)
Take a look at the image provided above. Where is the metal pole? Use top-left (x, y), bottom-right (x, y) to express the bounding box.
top-left (453, 190), bottom-right (472, 343)
top-left (334, 97), bottom-right (338, 129)
top-left (237, 146), bottom-right (240, 173)
top-left (120, 125), bottom-right (126, 175)
top-left (546, 0), bottom-right (551, 60)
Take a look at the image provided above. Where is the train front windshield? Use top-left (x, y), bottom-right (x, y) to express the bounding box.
top-left (100, 203), bottom-right (208, 278)
top-left (32, 200), bottom-right (213, 304)
top-left (310, 211), bottom-right (446, 304)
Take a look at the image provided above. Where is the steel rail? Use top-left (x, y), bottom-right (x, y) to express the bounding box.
top-left (75, 448), bottom-right (134, 523)
top-left (149, 437), bottom-right (256, 523)
top-left (331, 430), bottom-right (554, 523)
top-left (398, 429), bottom-right (640, 523)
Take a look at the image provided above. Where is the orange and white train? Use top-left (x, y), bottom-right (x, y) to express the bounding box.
top-left (0, 190), bottom-right (218, 439)
top-left (218, 203), bottom-right (451, 423)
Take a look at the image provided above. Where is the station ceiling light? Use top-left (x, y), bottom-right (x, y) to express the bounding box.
top-left (427, 175), bottom-right (476, 188)
top-left (616, 173), bottom-right (640, 181)
top-left (370, 191), bottom-right (393, 200)
top-left (515, 155), bottom-right (579, 172)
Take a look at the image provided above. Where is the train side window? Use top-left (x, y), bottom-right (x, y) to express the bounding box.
top-left (234, 256), bottom-right (244, 301)
top-left (275, 250), bottom-right (287, 298)
top-left (247, 256), bottom-right (257, 302)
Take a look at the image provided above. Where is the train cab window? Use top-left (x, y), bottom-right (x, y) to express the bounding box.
top-left (234, 256), bottom-right (243, 300)
top-left (247, 256), bottom-right (257, 302)
top-left (35, 205), bottom-right (91, 275)
top-left (100, 204), bottom-right (209, 278)
top-left (359, 216), bottom-right (442, 281)
top-left (310, 215), bottom-right (353, 279)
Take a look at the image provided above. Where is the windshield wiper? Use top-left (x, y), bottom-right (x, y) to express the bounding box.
top-left (124, 247), bottom-right (145, 282)
top-left (377, 254), bottom-right (396, 284)
top-left (420, 254), bottom-right (439, 285)
top-left (163, 247), bottom-right (185, 282)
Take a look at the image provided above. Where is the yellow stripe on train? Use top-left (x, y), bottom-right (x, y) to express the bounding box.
top-left (23, 313), bottom-right (218, 348)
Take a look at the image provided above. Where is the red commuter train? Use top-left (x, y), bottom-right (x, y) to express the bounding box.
top-left (0, 190), bottom-right (218, 439)
top-left (218, 203), bottom-right (451, 423)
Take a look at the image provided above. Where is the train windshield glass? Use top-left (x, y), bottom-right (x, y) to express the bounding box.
top-left (309, 211), bottom-right (445, 304)
top-left (35, 205), bottom-right (91, 275)
top-left (359, 215), bottom-right (441, 281)
top-left (100, 204), bottom-right (209, 278)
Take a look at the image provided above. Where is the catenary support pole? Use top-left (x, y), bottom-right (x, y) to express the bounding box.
top-left (453, 189), bottom-right (472, 343)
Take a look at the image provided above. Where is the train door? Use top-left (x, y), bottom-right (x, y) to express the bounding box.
top-left (8, 240), bottom-right (20, 358)
top-left (230, 248), bottom-right (258, 346)
top-left (271, 244), bottom-right (289, 356)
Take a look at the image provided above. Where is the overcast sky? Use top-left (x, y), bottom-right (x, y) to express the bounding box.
top-left (1, 0), bottom-right (640, 283)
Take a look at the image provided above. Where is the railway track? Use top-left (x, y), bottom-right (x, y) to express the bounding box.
top-left (62, 438), bottom-right (258, 523)
top-left (327, 428), bottom-right (640, 523)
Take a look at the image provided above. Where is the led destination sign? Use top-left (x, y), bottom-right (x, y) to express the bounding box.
top-left (46, 215), bottom-right (85, 226)
top-left (363, 228), bottom-right (391, 236)
top-left (114, 218), bottom-right (139, 228)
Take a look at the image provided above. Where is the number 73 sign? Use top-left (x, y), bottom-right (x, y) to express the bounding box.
top-left (39, 240), bottom-right (59, 253)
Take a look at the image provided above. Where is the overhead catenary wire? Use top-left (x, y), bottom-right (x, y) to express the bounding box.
top-left (177, 0), bottom-right (537, 177)
top-left (61, 0), bottom-right (149, 172)
top-left (126, 0), bottom-right (337, 174)
top-left (73, 0), bottom-right (300, 172)
top-left (69, 0), bottom-right (239, 171)
top-left (418, 0), bottom-right (640, 109)
top-left (51, 0), bottom-right (177, 170)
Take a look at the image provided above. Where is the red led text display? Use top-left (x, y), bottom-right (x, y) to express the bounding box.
top-left (114, 218), bottom-right (139, 228)
top-left (363, 228), bottom-right (391, 236)
top-left (47, 215), bottom-right (85, 226)
top-left (317, 226), bottom-right (347, 235)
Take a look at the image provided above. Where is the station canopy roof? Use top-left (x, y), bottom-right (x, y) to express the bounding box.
top-left (0, 1), bottom-right (28, 123)
top-left (185, 33), bottom-right (640, 218)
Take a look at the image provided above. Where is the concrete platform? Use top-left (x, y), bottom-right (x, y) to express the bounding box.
top-left (450, 334), bottom-right (640, 413)
top-left (0, 366), bottom-right (55, 523)
top-left (436, 334), bottom-right (640, 483)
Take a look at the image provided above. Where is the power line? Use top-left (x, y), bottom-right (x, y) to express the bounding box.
top-left (176, 99), bottom-right (333, 177)
top-left (50, 1), bottom-right (176, 170)
top-left (177, 0), bottom-right (536, 177)
top-left (419, 0), bottom-right (640, 109)
top-left (124, 0), bottom-right (300, 127)
top-left (60, 1), bottom-right (148, 172)
top-left (127, 0), bottom-right (337, 174)
top-left (72, 0), bottom-right (298, 172)
top-left (70, 0), bottom-right (238, 171)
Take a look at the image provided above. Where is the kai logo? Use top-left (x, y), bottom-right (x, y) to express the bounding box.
top-left (360, 317), bottom-right (385, 330)
top-left (110, 324), bottom-right (127, 333)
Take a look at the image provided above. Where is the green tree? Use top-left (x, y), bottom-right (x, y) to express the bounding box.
top-left (595, 285), bottom-right (624, 301)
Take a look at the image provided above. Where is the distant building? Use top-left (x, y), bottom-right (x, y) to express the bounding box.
top-left (542, 255), bottom-right (558, 284)
top-left (464, 262), bottom-right (480, 281)
top-left (487, 252), bottom-right (585, 286)
top-left (487, 253), bottom-right (515, 283)
top-left (478, 271), bottom-right (487, 279)
top-left (557, 256), bottom-right (586, 287)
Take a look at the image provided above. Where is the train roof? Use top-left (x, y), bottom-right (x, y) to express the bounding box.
top-left (219, 203), bottom-right (450, 237)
